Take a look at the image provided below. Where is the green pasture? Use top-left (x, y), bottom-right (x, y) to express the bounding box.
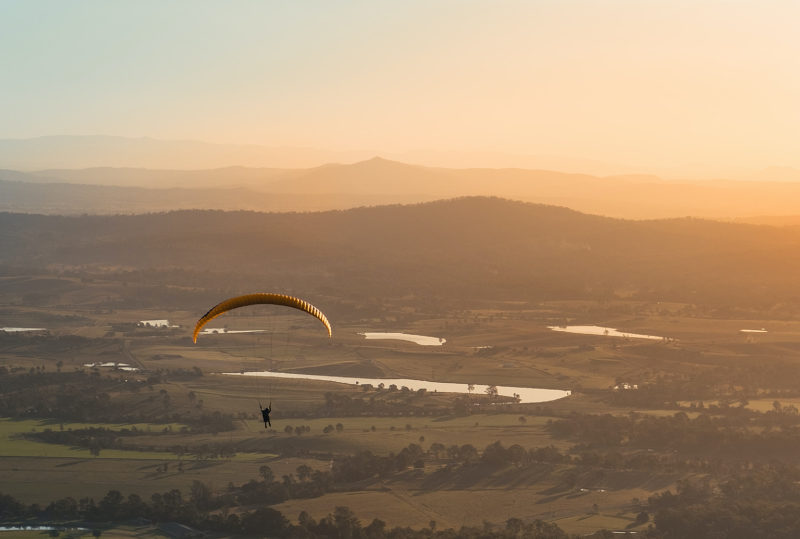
top-left (0, 418), bottom-right (267, 461)
top-left (0, 418), bottom-right (185, 459)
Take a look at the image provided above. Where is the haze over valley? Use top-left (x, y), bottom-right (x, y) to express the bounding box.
top-left (7, 138), bottom-right (800, 220)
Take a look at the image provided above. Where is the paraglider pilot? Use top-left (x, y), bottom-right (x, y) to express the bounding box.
top-left (260, 401), bottom-right (271, 428)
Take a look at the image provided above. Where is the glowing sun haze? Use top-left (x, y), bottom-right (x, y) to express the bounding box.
top-left (2, 0), bottom-right (799, 172)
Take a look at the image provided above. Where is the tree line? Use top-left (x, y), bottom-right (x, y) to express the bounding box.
top-left (548, 410), bottom-right (800, 460)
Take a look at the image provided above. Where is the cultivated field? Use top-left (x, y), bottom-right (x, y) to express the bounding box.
top-left (4, 277), bottom-right (800, 535)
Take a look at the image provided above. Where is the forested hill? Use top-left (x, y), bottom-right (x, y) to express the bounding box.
top-left (2, 197), bottom-right (800, 309)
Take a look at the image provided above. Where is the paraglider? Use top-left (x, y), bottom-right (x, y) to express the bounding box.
top-left (192, 293), bottom-right (332, 343)
top-left (260, 401), bottom-right (271, 428)
top-left (192, 293), bottom-right (332, 428)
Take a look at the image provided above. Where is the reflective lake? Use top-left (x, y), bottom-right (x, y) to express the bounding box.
top-left (222, 371), bottom-right (570, 404)
top-left (83, 362), bottom-right (139, 372)
top-left (548, 325), bottom-right (664, 340)
top-left (360, 332), bottom-right (446, 346)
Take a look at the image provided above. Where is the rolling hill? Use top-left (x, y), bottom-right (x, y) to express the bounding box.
top-left (2, 197), bottom-right (799, 310)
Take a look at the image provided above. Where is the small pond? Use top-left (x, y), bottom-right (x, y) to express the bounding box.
top-left (360, 332), bottom-right (446, 346)
top-left (548, 325), bottom-right (664, 340)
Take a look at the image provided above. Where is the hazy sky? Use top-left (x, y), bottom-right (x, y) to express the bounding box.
top-left (2, 0), bottom-right (799, 170)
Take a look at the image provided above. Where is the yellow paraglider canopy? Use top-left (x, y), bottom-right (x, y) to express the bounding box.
top-left (192, 293), bottom-right (332, 343)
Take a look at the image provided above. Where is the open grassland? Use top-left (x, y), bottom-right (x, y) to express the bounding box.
top-left (0, 418), bottom-right (271, 461)
top-left (0, 418), bottom-right (187, 459)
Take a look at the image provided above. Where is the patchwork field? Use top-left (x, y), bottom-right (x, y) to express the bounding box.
top-left (3, 286), bottom-right (800, 535)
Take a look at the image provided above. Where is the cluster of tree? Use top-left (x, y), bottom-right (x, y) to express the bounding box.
top-left (645, 468), bottom-right (800, 538)
top-left (284, 425), bottom-right (313, 436)
top-left (0, 370), bottom-right (129, 421)
top-left (238, 464), bottom-right (333, 505)
top-left (322, 422), bottom-right (345, 434)
top-left (606, 360), bottom-right (800, 408)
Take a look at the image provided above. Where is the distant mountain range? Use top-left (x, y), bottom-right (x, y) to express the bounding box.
top-left (0, 135), bottom-right (632, 174)
top-left (6, 155), bottom-right (800, 220)
top-left (3, 135), bottom-right (800, 180)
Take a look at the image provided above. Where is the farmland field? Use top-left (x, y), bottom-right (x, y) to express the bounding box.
top-left (3, 277), bottom-right (800, 535)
